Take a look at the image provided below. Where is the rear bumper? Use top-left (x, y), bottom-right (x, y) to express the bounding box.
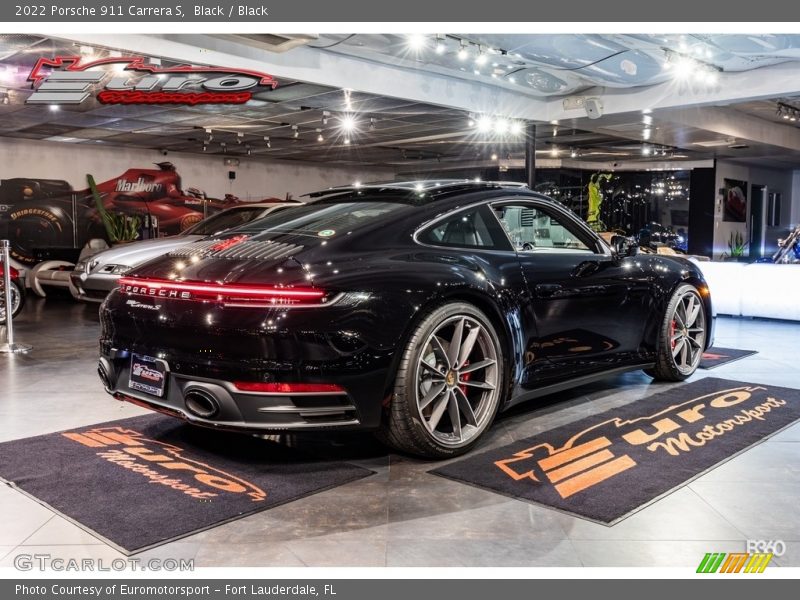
top-left (98, 349), bottom-right (384, 432)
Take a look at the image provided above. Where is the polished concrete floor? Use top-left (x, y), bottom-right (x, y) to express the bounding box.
top-left (1, 295), bottom-right (799, 568)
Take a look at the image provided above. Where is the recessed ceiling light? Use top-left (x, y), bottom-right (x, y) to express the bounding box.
top-left (476, 116), bottom-right (493, 133)
top-left (406, 34), bottom-right (426, 51)
top-left (340, 115), bottom-right (356, 132)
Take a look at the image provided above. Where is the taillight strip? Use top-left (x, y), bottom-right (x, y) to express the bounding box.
top-left (119, 277), bottom-right (325, 303)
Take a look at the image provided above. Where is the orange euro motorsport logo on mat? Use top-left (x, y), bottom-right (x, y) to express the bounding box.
top-left (62, 427), bottom-right (267, 502)
top-left (696, 552), bottom-right (773, 573)
top-left (494, 385), bottom-right (788, 499)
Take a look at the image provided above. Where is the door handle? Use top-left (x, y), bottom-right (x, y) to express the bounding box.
top-left (571, 260), bottom-right (602, 277)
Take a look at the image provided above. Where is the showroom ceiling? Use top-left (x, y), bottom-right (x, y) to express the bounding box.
top-left (2, 33), bottom-right (800, 170)
top-left (310, 33), bottom-right (800, 97)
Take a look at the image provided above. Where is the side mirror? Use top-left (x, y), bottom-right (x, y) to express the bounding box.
top-left (611, 235), bottom-right (639, 258)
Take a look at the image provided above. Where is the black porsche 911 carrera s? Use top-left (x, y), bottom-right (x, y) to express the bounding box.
top-left (98, 180), bottom-right (713, 458)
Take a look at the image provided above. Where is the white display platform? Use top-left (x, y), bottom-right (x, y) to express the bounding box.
top-left (691, 259), bottom-right (800, 321)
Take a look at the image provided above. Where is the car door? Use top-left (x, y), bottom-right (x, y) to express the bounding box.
top-left (491, 200), bottom-right (652, 387)
top-left (416, 203), bottom-right (540, 388)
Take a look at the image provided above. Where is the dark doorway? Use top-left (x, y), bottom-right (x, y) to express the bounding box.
top-left (750, 184), bottom-right (766, 259)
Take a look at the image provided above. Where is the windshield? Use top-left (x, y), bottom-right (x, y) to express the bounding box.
top-left (228, 201), bottom-right (411, 239)
top-left (182, 205), bottom-right (278, 236)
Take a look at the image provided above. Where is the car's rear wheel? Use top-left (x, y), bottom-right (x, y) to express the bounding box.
top-left (378, 302), bottom-right (504, 458)
top-left (646, 283), bottom-right (707, 381)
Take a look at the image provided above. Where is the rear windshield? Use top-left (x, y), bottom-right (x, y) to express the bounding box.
top-left (228, 201), bottom-right (410, 239)
top-left (183, 205), bottom-right (275, 236)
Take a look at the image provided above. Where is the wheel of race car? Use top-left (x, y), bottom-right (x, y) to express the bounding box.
top-left (645, 283), bottom-right (707, 381)
top-left (7, 205), bottom-right (71, 265)
top-left (378, 302), bottom-right (504, 458)
top-left (0, 280), bottom-right (25, 325)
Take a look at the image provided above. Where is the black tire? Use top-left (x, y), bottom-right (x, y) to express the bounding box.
top-left (377, 302), bottom-right (504, 459)
top-left (0, 280), bottom-right (25, 324)
top-left (646, 283), bottom-right (707, 381)
top-left (7, 204), bottom-right (72, 266)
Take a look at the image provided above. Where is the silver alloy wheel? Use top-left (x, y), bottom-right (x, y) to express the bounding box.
top-left (414, 315), bottom-right (500, 447)
top-left (0, 283), bottom-right (21, 323)
top-left (670, 289), bottom-right (706, 374)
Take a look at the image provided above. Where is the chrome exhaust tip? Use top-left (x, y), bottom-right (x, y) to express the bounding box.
top-left (184, 389), bottom-right (220, 419)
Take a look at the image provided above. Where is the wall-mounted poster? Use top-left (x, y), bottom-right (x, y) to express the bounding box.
top-left (723, 178), bottom-right (748, 222)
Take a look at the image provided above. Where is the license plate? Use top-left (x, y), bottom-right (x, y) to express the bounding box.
top-left (129, 354), bottom-right (168, 398)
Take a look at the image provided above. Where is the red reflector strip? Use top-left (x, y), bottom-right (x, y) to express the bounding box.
top-left (119, 277), bottom-right (325, 304)
top-left (233, 382), bottom-right (346, 394)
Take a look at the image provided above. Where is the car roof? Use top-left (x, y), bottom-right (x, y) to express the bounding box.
top-left (305, 179), bottom-right (528, 197)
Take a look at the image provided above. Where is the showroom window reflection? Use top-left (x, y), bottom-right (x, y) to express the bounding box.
top-left (410, 167), bottom-right (691, 241)
top-left (534, 169), bottom-right (690, 239)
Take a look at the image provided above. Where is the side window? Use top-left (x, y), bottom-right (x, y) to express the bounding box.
top-left (493, 204), bottom-right (594, 253)
top-left (420, 207), bottom-right (507, 250)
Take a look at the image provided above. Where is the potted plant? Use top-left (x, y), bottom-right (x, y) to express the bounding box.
top-left (722, 230), bottom-right (748, 262)
top-left (88, 174), bottom-right (141, 244)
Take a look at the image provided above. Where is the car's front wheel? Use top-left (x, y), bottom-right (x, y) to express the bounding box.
top-left (646, 283), bottom-right (707, 381)
top-left (379, 302), bottom-right (504, 458)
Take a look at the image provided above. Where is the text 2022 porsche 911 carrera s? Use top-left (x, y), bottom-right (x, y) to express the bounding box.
top-left (98, 181), bottom-right (713, 458)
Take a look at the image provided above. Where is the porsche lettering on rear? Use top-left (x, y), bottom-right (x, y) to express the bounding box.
top-left (123, 284), bottom-right (191, 300)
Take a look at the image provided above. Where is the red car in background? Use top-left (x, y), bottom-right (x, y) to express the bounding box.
top-left (0, 262), bottom-right (25, 324)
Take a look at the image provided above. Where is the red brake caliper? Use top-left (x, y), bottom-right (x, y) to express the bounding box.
top-left (459, 361), bottom-right (471, 395)
top-left (670, 319), bottom-right (677, 349)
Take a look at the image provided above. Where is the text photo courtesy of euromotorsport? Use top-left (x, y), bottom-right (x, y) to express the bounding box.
top-left (24, 4), bottom-right (271, 18)
top-left (16, 585), bottom-right (334, 597)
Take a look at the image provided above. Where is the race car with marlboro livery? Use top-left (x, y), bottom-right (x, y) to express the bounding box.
top-left (92, 162), bottom-right (237, 233)
top-left (0, 162), bottom-right (231, 265)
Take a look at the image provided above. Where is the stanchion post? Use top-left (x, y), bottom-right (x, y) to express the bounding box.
top-left (1, 239), bottom-right (32, 355)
